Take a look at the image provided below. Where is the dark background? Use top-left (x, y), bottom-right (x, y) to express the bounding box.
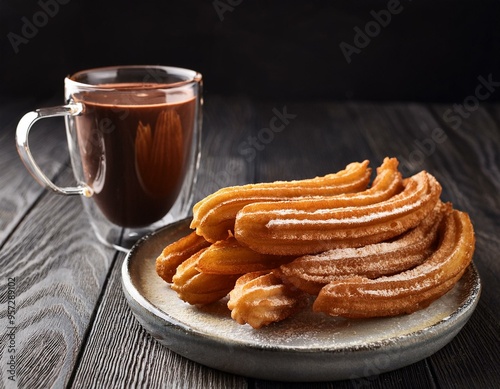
top-left (1, 0), bottom-right (500, 104)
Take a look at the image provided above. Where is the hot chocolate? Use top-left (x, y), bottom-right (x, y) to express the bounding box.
top-left (73, 84), bottom-right (196, 228)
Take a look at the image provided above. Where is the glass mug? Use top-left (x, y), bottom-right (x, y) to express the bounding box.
top-left (16, 65), bottom-right (202, 251)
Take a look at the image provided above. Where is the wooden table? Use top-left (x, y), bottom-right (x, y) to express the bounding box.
top-left (1, 95), bottom-right (499, 388)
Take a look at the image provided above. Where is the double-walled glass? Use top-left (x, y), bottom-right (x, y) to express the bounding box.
top-left (16, 66), bottom-right (202, 251)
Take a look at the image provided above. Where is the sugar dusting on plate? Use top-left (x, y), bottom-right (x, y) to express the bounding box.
top-left (138, 244), bottom-right (467, 351)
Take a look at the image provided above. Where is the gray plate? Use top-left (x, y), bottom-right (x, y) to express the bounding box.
top-left (121, 218), bottom-right (481, 382)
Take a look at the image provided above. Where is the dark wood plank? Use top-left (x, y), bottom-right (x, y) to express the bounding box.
top-left (0, 100), bottom-right (71, 247)
top-left (69, 252), bottom-right (248, 389)
top-left (69, 95), bottom-right (253, 389)
top-left (252, 359), bottom-right (437, 389)
top-left (428, 304), bottom-right (500, 389)
top-left (250, 351), bottom-right (442, 388)
top-left (339, 102), bottom-right (500, 388)
top-left (252, 102), bottom-right (438, 388)
top-left (254, 101), bottom-right (376, 182)
top-left (193, 94), bottom-right (258, 202)
top-left (344, 102), bottom-right (449, 176)
top-left (426, 103), bottom-right (500, 389)
top-left (0, 168), bottom-right (115, 388)
top-left (3, 97), bottom-right (496, 388)
top-left (424, 103), bottom-right (500, 311)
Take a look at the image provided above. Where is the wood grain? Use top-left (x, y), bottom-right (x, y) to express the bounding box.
top-left (69, 252), bottom-right (248, 389)
top-left (0, 168), bottom-right (115, 388)
top-left (1, 97), bottom-right (499, 389)
top-left (255, 101), bottom-right (375, 182)
top-left (429, 306), bottom-right (500, 389)
top-left (0, 101), bottom-right (70, 247)
top-left (193, 95), bottom-right (257, 202)
top-left (68, 95), bottom-right (252, 389)
top-left (428, 105), bottom-right (500, 317)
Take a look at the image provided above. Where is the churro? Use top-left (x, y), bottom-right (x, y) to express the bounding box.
top-left (154, 157), bottom-right (475, 329)
top-left (196, 236), bottom-right (295, 275)
top-left (228, 271), bottom-right (307, 329)
top-left (313, 209), bottom-right (475, 318)
top-left (191, 160), bottom-right (372, 242)
top-left (235, 160), bottom-right (440, 255)
top-left (277, 201), bottom-right (448, 295)
top-left (156, 231), bottom-right (210, 283)
top-left (171, 249), bottom-right (241, 305)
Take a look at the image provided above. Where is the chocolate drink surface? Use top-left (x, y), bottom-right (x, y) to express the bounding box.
top-left (73, 84), bottom-right (196, 228)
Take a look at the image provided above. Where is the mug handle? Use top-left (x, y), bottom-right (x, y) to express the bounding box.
top-left (16, 102), bottom-right (92, 197)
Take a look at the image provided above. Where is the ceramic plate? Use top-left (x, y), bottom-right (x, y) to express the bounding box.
top-left (121, 218), bottom-right (481, 382)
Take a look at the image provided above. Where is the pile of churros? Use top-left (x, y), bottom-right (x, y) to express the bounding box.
top-left (155, 158), bottom-right (475, 329)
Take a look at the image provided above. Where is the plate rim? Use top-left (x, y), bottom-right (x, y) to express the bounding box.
top-left (121, 218), bottom-right (482, 379)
